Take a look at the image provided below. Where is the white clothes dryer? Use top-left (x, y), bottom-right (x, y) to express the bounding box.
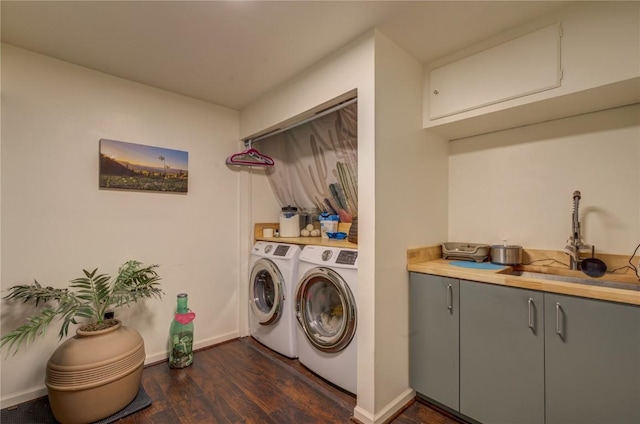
top-left (295, 245), bottom-right (358, 394)
top-left (249, 241), bottom-right (302, 358)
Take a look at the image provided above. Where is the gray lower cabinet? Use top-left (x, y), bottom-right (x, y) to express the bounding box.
top-left (409, 273), bottom-right (459, 411)
top-left (409, 273), bottom-right (640, 424)
top-left (545, 293), bottom-right (640, 424)
top-left (459, 280), bottom-right (544, 424)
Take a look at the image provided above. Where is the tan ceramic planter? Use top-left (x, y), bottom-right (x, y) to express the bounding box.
top-left (46, 320), bottom-right (145, 424)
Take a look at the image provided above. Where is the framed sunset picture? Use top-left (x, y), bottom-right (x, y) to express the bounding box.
top-left (99, 139), bottom-right (189, 193)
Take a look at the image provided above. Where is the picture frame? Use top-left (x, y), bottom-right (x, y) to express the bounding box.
top-left (99, 139), bottom-right (189, 193)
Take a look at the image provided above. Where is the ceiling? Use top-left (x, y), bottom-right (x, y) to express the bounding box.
top-left (1, 1), bottom-right (570, 110)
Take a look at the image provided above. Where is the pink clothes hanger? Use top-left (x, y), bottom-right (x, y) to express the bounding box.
top-left (225, 147), bottom-right (274, 167)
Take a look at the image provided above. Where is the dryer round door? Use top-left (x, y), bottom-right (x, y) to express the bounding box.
top-left (250, 258), bottom-right (284, 325)
top-left (295, 267), bottom-right (356, 353)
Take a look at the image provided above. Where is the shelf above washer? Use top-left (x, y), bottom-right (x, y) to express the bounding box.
top-left (254, 223), bottom-right (357, 248)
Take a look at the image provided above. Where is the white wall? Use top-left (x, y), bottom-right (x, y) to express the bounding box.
top-left (449, 104), bottom-right (640, 254)
top-left (240, 31), bottom-right (374, 140)
top-left (0, 45), bottom-right (241, 407)
top-left (363, 31), bottom-right (448, 423)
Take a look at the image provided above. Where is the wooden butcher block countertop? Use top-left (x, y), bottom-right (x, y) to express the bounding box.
top-left (408, 246), bottom-right (640, 306)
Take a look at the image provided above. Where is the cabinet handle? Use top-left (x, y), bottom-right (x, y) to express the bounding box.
top-left (528, 298), bottom-right (534, 330)
top-left (555, 302), bottom-right (563, 338)
top-left (446, 284), bottom-right (453, 311)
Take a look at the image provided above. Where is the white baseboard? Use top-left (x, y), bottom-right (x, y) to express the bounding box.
top-left (145, 330), bottom-right (240, 365)
top-left (193, 330), bottom-right (240, 351)
top-left (352, 388), bottom-right (415, 424)
top-left (1, 331), bottom-right (241, 409)
top-left (1, 386), bottom-right (48, 409)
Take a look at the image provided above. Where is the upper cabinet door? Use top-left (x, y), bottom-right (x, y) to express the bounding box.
top-left (429, 23), bottom-right (562, 120)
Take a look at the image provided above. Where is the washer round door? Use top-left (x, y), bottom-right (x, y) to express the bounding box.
top-left (249, 259), bottom-right (284, 325)
top-left (295, 267), bottom-right (357, 353)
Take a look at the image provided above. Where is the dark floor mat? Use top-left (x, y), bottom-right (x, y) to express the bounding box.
top-left (0, 385), bottom-right (151, 424)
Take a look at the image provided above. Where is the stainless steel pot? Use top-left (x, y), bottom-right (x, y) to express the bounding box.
top-left (490, 244), bottom-right (523, 265)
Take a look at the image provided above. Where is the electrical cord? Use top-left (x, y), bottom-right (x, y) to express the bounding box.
top-left (609, 265), bottom-right (635, 274)
top-left (523, 258), bottom-right (569, 267)
top-left (626, 242), bottom-right (640, 279)
top-left (608, 243), bottom-right (640, 280)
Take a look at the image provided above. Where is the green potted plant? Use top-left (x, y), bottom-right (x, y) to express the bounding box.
top-left (1, 260), bottom-right (164, 424)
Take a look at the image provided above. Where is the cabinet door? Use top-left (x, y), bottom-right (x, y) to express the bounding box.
top-left (460, 281), bottom-right (544, 424)
top-left (545, 294), bottom-right (640, 424)
top-left (409, 273), bottom-right (459, 410)
top-left (429, 23), bottom-right (561, 119)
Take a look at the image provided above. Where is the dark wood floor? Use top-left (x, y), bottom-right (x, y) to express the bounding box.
top-left (119, 336), bottom-right (463, 423)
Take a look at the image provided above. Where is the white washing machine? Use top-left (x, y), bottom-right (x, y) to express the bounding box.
top-left (295, 245), bottom-right (358, 394)
top-left (249, 241), bottom-right (302, 358)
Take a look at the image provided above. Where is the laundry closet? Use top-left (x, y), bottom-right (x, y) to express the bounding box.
top-left (229, 95), bottom-right (360, 395)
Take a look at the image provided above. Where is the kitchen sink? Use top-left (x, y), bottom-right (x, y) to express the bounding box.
top-left (502, 270), bottom-right (640, 291)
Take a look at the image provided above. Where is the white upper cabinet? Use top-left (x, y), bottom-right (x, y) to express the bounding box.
top-left (423, 2), bottom-right (640, 140)
top-left (429, 24), bottom-right (562, 120)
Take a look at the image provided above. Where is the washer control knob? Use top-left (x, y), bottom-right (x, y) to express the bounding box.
top-left (321, 250), bottom-right (333, 262)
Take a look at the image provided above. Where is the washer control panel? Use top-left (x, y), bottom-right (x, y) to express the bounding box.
top-left (252, 241), bottom-right (300, 260)
top-left (336, 250), bottom-right (358, 265)
top-left (300, 245), bottom-right (358, 268)
top-left (273, 244), bottom-right (291, 257)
